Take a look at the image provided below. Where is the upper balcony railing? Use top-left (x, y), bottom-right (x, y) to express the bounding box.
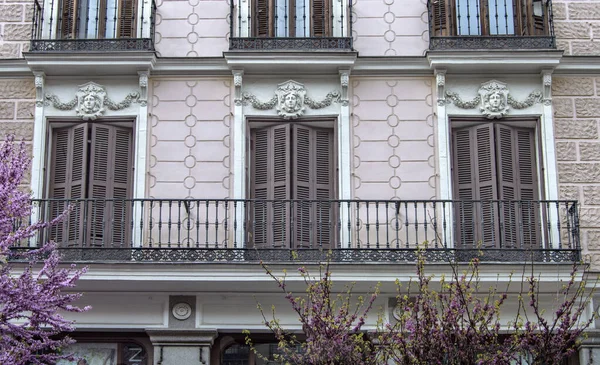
top-left (30, 0), bottom-right (156, 52)
top-left (228, 0), bottom-right (353, 51)
top-left (427, 0), bottom-right (555, 50)
top-left (12, 199), bottom-right (579, 263)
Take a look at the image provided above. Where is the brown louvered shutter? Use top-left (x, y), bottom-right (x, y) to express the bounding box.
top-left (49, 124), bottom-right (88, 246)
top-left (312, 0), bottom-right (331, 37)
top-left (60, 0), bottom-right (78, 38)
top-left (118, 0), bottom-right (138, 38)
top-left (314, 127), bottom-right (334, 248)
top-left (250, 124), bottom-right (291, 248)
top-left (495, 124), bottom-right (539, 248)
top-left (293, 125), bottom-right (312, 248)
top-left (254, 0), bottom-right (274, 37)
top-left (431, 0), bottom-right (453, 36)
top-left (292, 125), bottom-right (334, 249)
top-left (88, 124), bottom-right (132, 247)
top-left (452, 124), bottom-right (499, 248)
top-left (112, 127), bottom-right (133, 245)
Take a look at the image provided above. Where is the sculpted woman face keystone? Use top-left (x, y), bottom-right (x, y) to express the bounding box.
top-left (283, 92), bottom-right (299, 112)
top-left (82, 94), bottom-right (98, 113)
top-left (488, 91), bottom-right (504, 111)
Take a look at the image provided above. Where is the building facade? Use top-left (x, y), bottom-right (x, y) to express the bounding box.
top-left (1, 0), bottom-right (600, 363)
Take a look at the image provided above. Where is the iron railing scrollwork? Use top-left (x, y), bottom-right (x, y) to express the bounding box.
top-left (11, 199), bottom-right (580, 263)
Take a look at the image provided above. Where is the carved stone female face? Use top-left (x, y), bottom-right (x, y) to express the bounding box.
top-left (488, 91), bottom-right (504, 111)
top-left (82, 94), bottom-right (98, 113)
top-left (283, 93), bottom-right (299, 112)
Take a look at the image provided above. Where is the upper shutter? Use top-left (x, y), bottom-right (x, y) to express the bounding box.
top-left (49, 124), bottom-right (88, 246)
top-left (431, 0), bottom-right (453, 36)
top-left (250, 124), bottom-right (291, 248)
top-left (312, 0), bottom-right (331, 37)
top-left (118, 0), bottom-right (138, 37)
top-left (254, 0), bottom-right (274, 37)
top-left (59, 0), bottom-right (78, 38)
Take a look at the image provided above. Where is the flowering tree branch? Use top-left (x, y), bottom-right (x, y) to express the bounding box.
top-left (0, 135), bottom-right (89, 365)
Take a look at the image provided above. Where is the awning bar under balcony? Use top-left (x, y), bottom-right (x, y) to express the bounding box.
top-left (12, 199), bottom-right (580, 263)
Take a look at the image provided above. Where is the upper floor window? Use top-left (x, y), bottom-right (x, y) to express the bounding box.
top-left (59, 0), bottom-right (138, 39)
top-left (30, 0), bottom-right (156, 52)
top-left (428, 0), bottom-right (555, 49)
top-left (48, 122), bottom-right (133, 247)
top-left (249, 123), bottom-right (335, 249)
top-left (229, 0), bottom-right (352, 50)
top-left (253, 0), bottom-right (330, 37)
top-left (451, 121), bottom-right (540, 249)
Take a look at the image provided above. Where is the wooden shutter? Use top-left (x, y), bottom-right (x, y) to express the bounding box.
top-left (60, 0), bottom-right (78, 38)
top-left (253, 0), bottom-right (274, 37)
top-left (250, 124), bottom-right (291, 248)
top-left (118, 0), bottom-right (138, 38)
top-left (292, 125), bottom-right (334, 249)
top-left (49, 124), bottom-right (88, 246)
top-left (88, 124), bottom-right (133, 247)
top-left (431, 0), bottom-right (453, 36)
top-left (495, 124), bottom-right (539, 248)
top-left (517, 0), bottom-right (546, 36)
top-left (312, 0), bottom-right (331, 37)
top-left (314, 127), bottom-right (334, 248)
top-left (452, 124), bottom-right (499, 248)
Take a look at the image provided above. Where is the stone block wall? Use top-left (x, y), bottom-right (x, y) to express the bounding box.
top-left (554, 1), bottom-right (600, 56)
top-left (553, 76), bottom-right (600, 270)
top-left (0, 0), bottom-right (33, 58)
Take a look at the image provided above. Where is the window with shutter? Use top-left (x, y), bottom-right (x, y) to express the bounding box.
top-left (58, 0), bottom-right (138, 39)
top-left (451, 122), bottom-right (539, 249)
top-left (252, 0), bottom-right (331, 37)
top-left (48, 122), bottom-right (133, 247)
top-left (441, 0), bottom-right (548, 36)
top-left (249, 122), bottom-right (335, 249)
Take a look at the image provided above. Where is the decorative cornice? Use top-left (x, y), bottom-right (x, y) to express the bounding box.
top-left (242, 80), bottom-right (340, 119)
top-left (45, 82), bottom-right (140, 120)
top-left (33, 72), bottom-right (45, 107)
top-left (445, 92), bottom-right (481, 109)
top-left (138, 72), bottom-right (149, 107)
top-left (233, 70), bottom-right (244, 106)
top-left (506, 91), bottom-right (543, 109)
top-left (445, 80), bottom-right (542, 119)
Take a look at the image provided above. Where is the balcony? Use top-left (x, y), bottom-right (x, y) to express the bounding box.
top-left (427, 0), bottom-right (555, 50)
top-left (228, 0), bottom-right (353, 51)
top-left (12, 199), bottom-right (579, 263)
top-left (29, 0), bottom-right (156, 52)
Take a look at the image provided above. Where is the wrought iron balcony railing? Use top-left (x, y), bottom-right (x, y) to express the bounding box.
top-left (12, 199), bottom-right (579, 263)
top-left (30, 0), bottom-right (156, 52)
top-left (427, 0), bottom-right (555, 50)
top-left (228, 0), bottom-right (352, 50)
